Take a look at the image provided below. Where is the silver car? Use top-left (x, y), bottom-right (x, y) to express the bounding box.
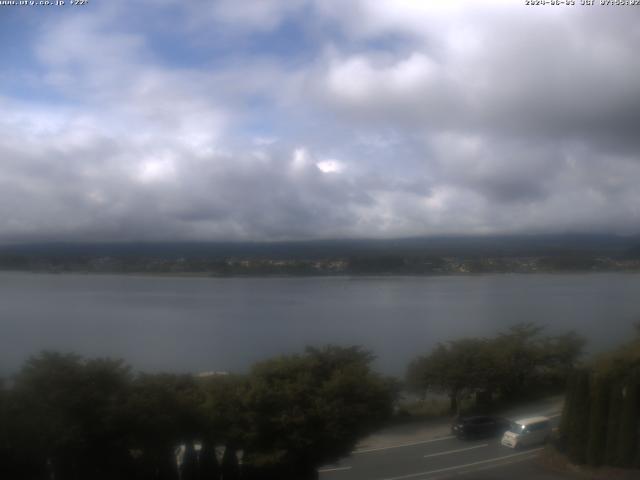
top-left (501, 416), bottom-right (551, 449)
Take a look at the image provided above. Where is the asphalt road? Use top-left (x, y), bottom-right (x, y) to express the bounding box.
top-left (319, 416), bottom-right (563, 480)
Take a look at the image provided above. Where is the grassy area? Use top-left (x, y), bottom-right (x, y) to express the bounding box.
top-left (394, 397), bottom-right (450, 421)
top-left (392, 390), bottom-right (564, 424)
top-left (393, 396), bottom-right (477, 422)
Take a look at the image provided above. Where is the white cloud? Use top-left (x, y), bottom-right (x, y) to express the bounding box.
top-left (291, 147), bottom-right (311, 171)
top-left (1, 1), bottom-right (639, 242)
top-left (137, 156), bottom-right (177, 184)
top-left (316, 159), bottom-right (344, 174)
top-left (326, 53), bottom-right (439, 106)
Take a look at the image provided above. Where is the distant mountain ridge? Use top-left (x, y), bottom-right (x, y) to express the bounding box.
top-left (1, 233), bottom-right (639, 260)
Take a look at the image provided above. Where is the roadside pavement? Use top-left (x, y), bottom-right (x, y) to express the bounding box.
top-left (354, 395), bottom-right (564, 453)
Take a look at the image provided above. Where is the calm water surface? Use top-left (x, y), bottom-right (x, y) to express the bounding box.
top-left (0, 272), bottom-right (638, 376)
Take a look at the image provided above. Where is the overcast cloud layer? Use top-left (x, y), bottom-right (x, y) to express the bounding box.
top-left (1, 0), bottom-right (639, 242)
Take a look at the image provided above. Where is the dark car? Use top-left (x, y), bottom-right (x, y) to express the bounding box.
top-left (451, 415), bottom-right (510, 440)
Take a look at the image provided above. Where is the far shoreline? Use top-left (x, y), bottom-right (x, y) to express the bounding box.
top-left (2, 268), bottom-right (640, 280)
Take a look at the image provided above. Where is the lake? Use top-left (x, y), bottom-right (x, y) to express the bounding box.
top-left (0, 272), bottom-right (638, 376)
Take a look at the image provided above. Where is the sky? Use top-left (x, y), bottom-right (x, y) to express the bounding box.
top-left (1, 0), bottom-right (639, 243)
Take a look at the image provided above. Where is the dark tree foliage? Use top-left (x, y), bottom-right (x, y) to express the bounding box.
top-left (123, 374), bottom-right (206, 480)
top-left (6, 352), bottom-right (134, 480)
top-left (604, 381), bottom-right (625, 466)
top-left (600, 330), bottom-right (640, 468)
top-left (197, 442), bottom-right (221, 480)
top-left (537, 256), bottom-right (598, 272)
top-left (538, 331), bottom-right (586, 387)
top-left (241, 346), bottom-right (396, 479)
top-left (585, 373), bottom-right (611, 466)
top-left (616, 378), bottom-right (639, 468)
top-left (0, 346), bottom-right (396, 480)
top-left (348, 256), bottom-right (406, 274)
top-left (199, 374), bottom-right (247, 446)
top-left (560, 327), bottom-right (640, 469)
top-left (126, 373), bottom-right (204, 445)
top-left (563, 369), bottom-right (590, 464)
top-left (558, 371), bottom-right (575, 450)
top-left (407, 323), bottom-right (584, 413)
top-left (494, 323), bottom-right (547, 399)
top-left (179, 443), bottom-right (198, 480)
top-left (407, 338), bottom-right (499, 414)
top-left (0, 377), bottom-right (17, 480)
top-left (220, 446), bottom-right (241, 480)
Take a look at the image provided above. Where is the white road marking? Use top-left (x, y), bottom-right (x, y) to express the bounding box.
top-left (382, 447), bottom-right (544, 480)
top-left (354, 436), bottom-right (456, 455)
top-left (318, 466), bottom-right (353, 473)
top-left (423, 443), bottom-right (488, 459)
top-left (451, 452), bottom-right (540, 477)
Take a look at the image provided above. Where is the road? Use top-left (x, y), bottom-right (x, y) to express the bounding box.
top-left (319, 415), bottom-right (563, 480)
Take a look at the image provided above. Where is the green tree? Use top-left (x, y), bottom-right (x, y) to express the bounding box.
top-left (407, 324), bottom-right (584, 413)
top-left (407, 339), bottom-right (497, 414)
top-left (538, 331), bottom-right (586, 387)
top-left (492, 323), bottom-right (545, 399)
top-left (5, 352), bottom-right (134, 480)
top-left (124, 373), bottom-right (205, 480)
top-left (199, 374), bottom-right (248, 447)
top-left (241, 346), bottom-right (395, 479)
top-left (0, 346), bottom-right (403, 480)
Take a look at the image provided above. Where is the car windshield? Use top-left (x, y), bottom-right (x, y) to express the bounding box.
top-left (508, 422), bottom-right (525, 434)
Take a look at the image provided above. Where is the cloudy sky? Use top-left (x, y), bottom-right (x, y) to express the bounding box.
top-left (1, 0), bottom-right (639, 242)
